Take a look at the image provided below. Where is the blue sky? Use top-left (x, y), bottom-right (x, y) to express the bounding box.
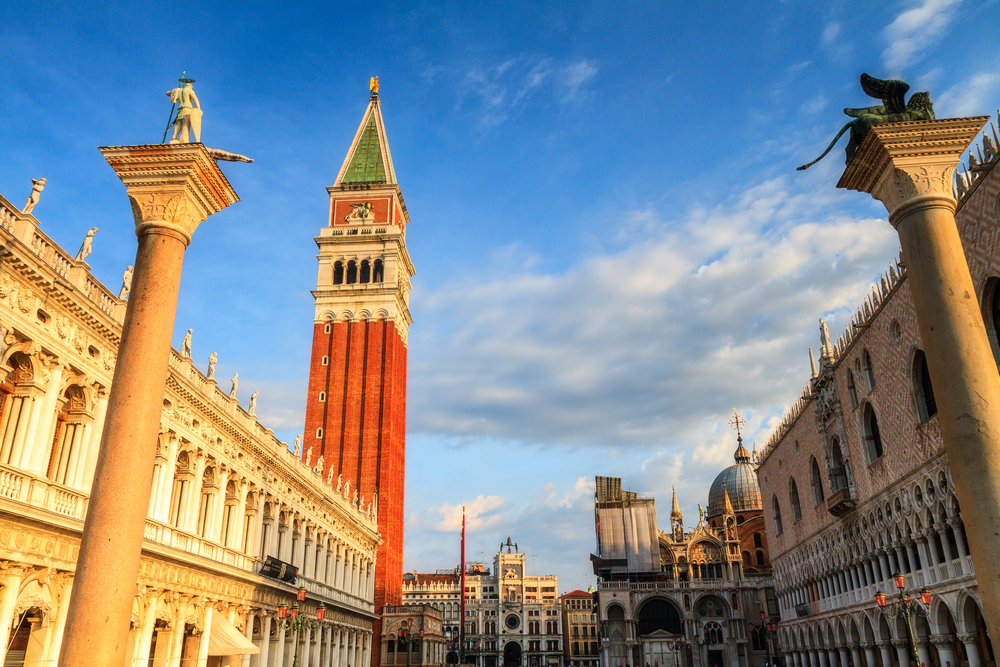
top-left (1, 0), bottom-right (997, 592)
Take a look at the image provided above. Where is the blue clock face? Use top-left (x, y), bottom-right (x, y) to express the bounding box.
top-left (505, 614), bottom-right (520, 630)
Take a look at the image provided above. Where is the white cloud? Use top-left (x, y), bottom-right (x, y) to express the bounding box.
top-left (408, 175), bottom-right (899, 452)
top-left (935, 70), bottom-right (1000, 117)
top-left (433, 495), bottom-right (508, 532)
top-left (821, 22), bottom-right (840, 47)
top-left (561, 60), bottom-right (598, 102)
top-left (881, 0), bottom-right (963, 72)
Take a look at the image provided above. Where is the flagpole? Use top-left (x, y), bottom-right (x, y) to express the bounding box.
top-left (461, 506), bottom-right (466, 665)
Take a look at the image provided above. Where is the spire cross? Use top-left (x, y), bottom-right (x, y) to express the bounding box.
top-left (729, 408), bottom-right (746, 439)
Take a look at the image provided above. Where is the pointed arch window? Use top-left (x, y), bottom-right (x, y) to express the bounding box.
top-left (828, 436), bottom-right (849, 491)
top-left (862, 348), bottom-right (876, 391)
top-left (863, 403), bottom-right (884, 462)
top-left (810, 457), bottom-right (825, 505)
top-left (913, 349), bottom-right (937, 423)
top-left (847, 370), bottom-right (858, 408)
top-left (789, 479), bottom-right (802, 523)
top-left (772, 496), bottom-right (783, 535)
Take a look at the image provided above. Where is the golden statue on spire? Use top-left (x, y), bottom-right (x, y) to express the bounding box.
top-left (729, 408), bottom-right (746, 439)
top-left (370, 76), bottom-right (380, 95)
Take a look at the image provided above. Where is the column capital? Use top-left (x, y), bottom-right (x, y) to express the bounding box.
top-left (891, 639), bottom-right (910, 648)
top-left (99, 143), bottom-right (240, 246)
top-left (957, 633), bottom-right (979, 644)
top-left (836, 117), bottom-right (989, 224)
top-left (930, 634), bottom-right (955, 647)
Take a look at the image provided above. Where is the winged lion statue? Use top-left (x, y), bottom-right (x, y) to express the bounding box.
top-left (797, 73), bottom-right (934, 171)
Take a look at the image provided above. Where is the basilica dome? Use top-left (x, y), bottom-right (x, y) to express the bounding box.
top-left (706, 437), bottom-right (762, 519)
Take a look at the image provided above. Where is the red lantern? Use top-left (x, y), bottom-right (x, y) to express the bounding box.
top-left (892, 572), bottom-right (906, 591)
top-left (920, 588), bottom-right (932, 605)
top-left (875, 591), bottom-right (887, 608)
top-left (317, 603), bottom-right (327, 621)
top-left (290, 603), bottom-right (300, 619)
top-left (277, 603), bottom-right (288, 619)
top-left (759, 611), bottom-right (766, 621)
top-left (767, 623), bottom-right (778, 633)
top-left (297, 585), bottom-right (307, 602)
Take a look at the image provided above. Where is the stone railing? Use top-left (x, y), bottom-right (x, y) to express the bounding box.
top-left (300, 575), bottom-right (375, 614)
top-left (0, 462), bottom-right (89, 521)
top-left (143, 518), bottom-right (256, 572)
top-left (597, 576), bottom-right (773, 592)
top-left (0, 198), bottom-right (20, 233)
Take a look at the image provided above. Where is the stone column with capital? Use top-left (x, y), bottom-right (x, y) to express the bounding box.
top-left (837, 116), bottom-right (1000, 639)
top-left (59, 143), bottom-right (240, 667)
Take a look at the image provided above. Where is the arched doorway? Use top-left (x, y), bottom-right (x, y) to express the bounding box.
top-left (504, 641), bottom-right (522, 667)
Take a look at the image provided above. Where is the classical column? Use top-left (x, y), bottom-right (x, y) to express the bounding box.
top-left (155, 434), bottom-right (180, 522)
top-left (242, 611), bottom-right (255, 667)
top-left (78, 387), bottom-right (109, 490)
top-left (25, 360), bottom-right (64, 474)
top-left (0, 565), bottom-right (25, 660)
top-left (892, 640), bottom-right (911, 667)
top-left (877, 641), bottom-right (893, 667)
top-left (818, 647), bottom-right (829, 667)
top-left (838, 116), bottom-right (1000, 637)
top-left (232, 481), bottom-right (249, 550)
top-left (258, 614), bottom-right (272, 667)
top-left (861, 642), bottom-right (876, 667)
top-left (211, 467), bottom-right (231, 543)
top-left (197, 605), bottom-right (214, 667)
top-left (45, 576), bottom-right (74, 663)
top-left (274, 621), bottom-right (286, 667)
top-left (930, 636), bottom-right (957, 667)
top-left (914, 638), bottom-right (931, 667)
top-left (134, 593), bottom-right (158, 667)
top-left (838, 647), bottom-right (849, 667)
top-left (59, 143), bottom-right (240, 667)
top-left (849, 647), bottom-right (862, 667)
top-left (186, 453), bottom-right (207, 533)
top-left (957, 634), bottom-right (981, 667)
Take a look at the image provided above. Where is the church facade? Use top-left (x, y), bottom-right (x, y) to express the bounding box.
top-left (756, 117), bottom-right (1000, 667)
top-left (592, 463), bottom-right (779, 667)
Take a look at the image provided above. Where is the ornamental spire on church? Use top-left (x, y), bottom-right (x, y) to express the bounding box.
top-left (729, 408), bottom-right (752, 463)
top-left (723, 484), bottom-right (735, 516)
top-left (670, 486), bottom-right (683, 520)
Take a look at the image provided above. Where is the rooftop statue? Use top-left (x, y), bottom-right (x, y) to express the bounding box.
top-left (798, 73), bottom-right (935, 171)
top-left (165, 73), bottom-right (202, 144)
top-left (22, 178), bottom-right (47, 216)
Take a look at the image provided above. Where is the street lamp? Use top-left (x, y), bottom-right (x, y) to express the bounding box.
top-left (875, 572), bottom-right (931, 667)
top-left (276, 586), bottom-right (327, 667)
top-left (670, 641), bottom-right (682, 667)
top-left (749, 611), bottom-right (778, 667)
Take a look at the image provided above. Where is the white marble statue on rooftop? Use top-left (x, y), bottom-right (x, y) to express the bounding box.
top-left (305, 445), bottom-right (313, 464)
top-left (119, 265), bottom-right (133, 299)
top-left (819, 318), bottom-right (832, 356)
top-left (75, 227), bottom-right (98, 262)
top-left (327, 466), bottom-right (335, 484)
top-left (229, 373), bottom-right (238, 399)
top-left (22, 178), bottom-right (46, 215)
top-left (698, 504), bottom-right (704, 525)
top-left (166, 80), bottom-right (202, 144)
top-left (248, 390), bottom-right (258, 416)
top-left (293, 434), bottom-right (302, 457)
top-left (336, 473), bottom-right (342, 493)
top-left (315, 455), bottom-right (324, 475)
top-left (207, 352), bottom-right (217, 380)
top-left (181, 329), bottom-right (192, 357)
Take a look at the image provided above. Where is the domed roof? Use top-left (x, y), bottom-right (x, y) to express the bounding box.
top-left (707, 436), bottom-right (762, 518)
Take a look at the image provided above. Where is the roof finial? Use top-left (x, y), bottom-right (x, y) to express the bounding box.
top-left (370, 76), bottom-right (380, 98)
top-left (730, 409), bottom-right (751, 463)
top-left (729, 408), bottom-right (745, 440)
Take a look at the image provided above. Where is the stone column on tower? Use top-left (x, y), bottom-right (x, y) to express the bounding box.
top-left (302, 85), bottom-right (414, 667)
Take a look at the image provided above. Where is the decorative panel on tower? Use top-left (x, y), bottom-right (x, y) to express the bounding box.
top-left (303, 82), bottom-right (414, 667)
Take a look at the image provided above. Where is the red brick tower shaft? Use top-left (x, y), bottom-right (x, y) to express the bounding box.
top-left (303, 86), bottom-right (414, 667)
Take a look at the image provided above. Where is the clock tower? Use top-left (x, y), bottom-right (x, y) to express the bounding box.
top-left (303, 82), bottom-right (414, 665)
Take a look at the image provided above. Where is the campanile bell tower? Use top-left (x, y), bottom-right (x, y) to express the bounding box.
top-left (303, 81), bottom-right (413, 661)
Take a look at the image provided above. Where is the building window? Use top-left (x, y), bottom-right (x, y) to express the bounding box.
top-left (756, 550), bottom-right (765, 566)
top-left (360, 259), bottom-right (371, 283)
top-left (862, 348), bottom-right (876, 391)
top-left (318, 392), bottom-right (326, 402)
top-left (810, 457), bottom-right (825, 505)
top-left (753, 532), bottom-right (763, 548)
top-left (316, 428), bottom-right (324, 438)
top-left (789, 479), bottom-right (802, 523)
top-left (373, 259), bottom-right (384, 283)
top-left (346, 260), bottom-right (358, 284)
top-left (828, 436), bottom-right (849, 491)
top-left (913, 349), bottom-right (937, 423)
top-left (863, 403), bottom-right (884, 462)
top-left (772, 495), bottom-right (783, 535)
top-left (333, 261), bottom-right (344, 285)
top-left (324, 323), bottom-right (332, 334)
top-left (321, 355), bottom-right (329, 366)
top-left (847, 370), bottom-right (859, 408)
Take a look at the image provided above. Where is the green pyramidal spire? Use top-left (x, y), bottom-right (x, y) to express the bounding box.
top-left (335, 88), bottom-right (397, 186)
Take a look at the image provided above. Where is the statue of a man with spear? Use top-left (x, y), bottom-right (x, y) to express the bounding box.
top-left (163, 72), bottom-right (202, 144)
